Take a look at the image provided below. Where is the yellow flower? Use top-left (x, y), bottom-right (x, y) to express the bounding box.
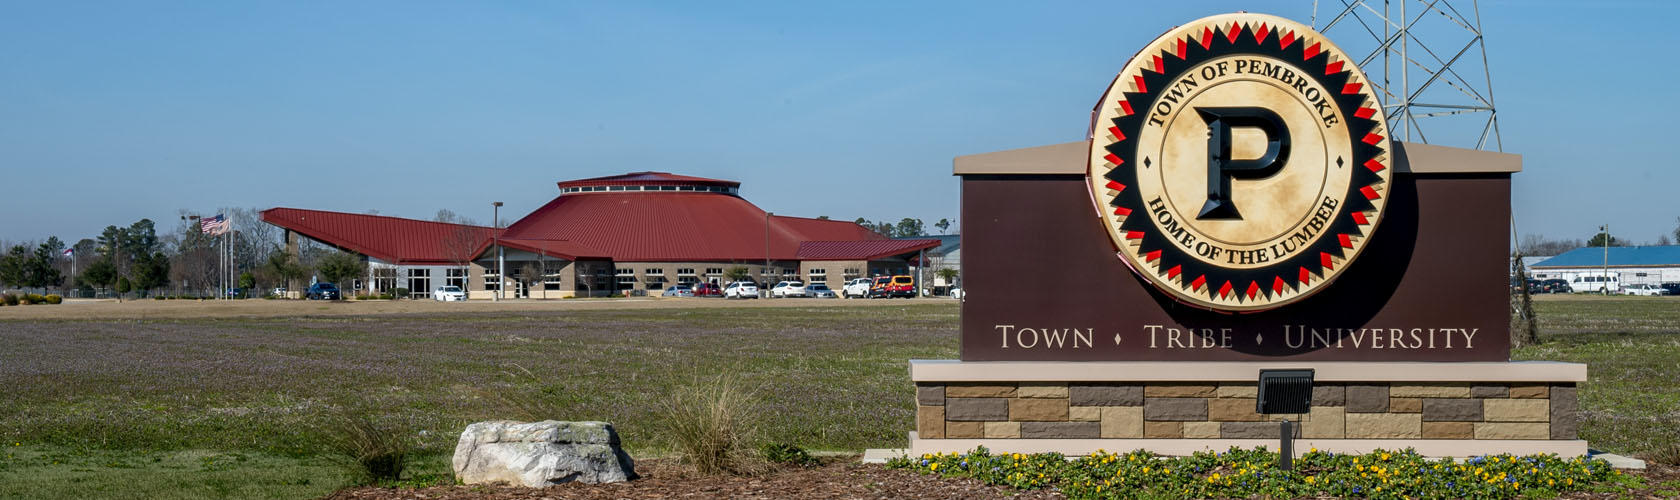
top-left (1381, 452), bottom-right (1390, 461)
top-left (1306, 476), bottom-right (1316, 484)
top-left (1309, 447), bottom-right (1318, 453)
top-left (929, 463), bottom-right (939, 471)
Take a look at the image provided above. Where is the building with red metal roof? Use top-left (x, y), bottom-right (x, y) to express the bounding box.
top-left (262, 172), bottom-right (940, 298)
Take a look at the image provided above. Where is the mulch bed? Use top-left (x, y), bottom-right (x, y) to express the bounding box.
top-left (324, 459), bottom-right (1678, 500)
top-left (322, 458), bottom-right (1061, 500)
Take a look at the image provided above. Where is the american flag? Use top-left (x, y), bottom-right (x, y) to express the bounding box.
top-left (200, 214), bottom-right (229, 235)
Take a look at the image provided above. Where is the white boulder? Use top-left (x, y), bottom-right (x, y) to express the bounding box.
top-left (452, 420), bottom-right (638, 487)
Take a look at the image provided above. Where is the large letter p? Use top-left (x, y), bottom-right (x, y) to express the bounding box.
top-left (1195, 107), bottom-right (1291, 220)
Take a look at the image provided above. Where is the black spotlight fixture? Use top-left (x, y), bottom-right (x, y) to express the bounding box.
top-left (1257, 369), bottom-right (1315, 471)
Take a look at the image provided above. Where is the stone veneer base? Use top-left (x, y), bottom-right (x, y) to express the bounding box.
top-left (908, 360), bottom-right (1587, 458)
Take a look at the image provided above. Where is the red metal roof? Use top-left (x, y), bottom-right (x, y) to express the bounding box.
top-left (496, 238), bottom-right (608, 260)
top-left (557, 171), bottom-right (741, 189)
top-left (499, 190), bottom-right (892, 262)
top-left (265, 173), bottom-right (919, 264)
top-left (796, 239), bottom-right (941, 261)
top-left (260, 208), bottom-right (501, 265)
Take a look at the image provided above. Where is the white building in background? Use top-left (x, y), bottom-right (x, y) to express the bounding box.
top-left (1530, 246), bottom-right (1680, 289)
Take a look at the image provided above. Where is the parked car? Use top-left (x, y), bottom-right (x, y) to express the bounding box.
top-left (432, 285), bottom-right (466, 301)
top-left (867, 276), bottom-right (892, 298)
top-left (306, 283), bottom-right (340, 300)
top-left (950, 287), bottom-right (964, 300)
top-left (1539, 279), bottom-right (1571, 294)
top-left (270, 287), bottom-right (288, 297)
top-left (806, 283), bottom-right (836, 298)
top-left (770, 281), bottom-right (807, 298)
top-left (724, 281), bottom-right (758, 299)
top-left (842, 278), bottom-right (872, 298)
top-left (884, 275), bottom-right (916, 298)
top-left (662, 284), bottom-right (694, 297)
top-left (692, 282), bottom-right (722, 297)
top-left (1663, 283), bottom-right (1680, 296)
top-left (1625, 284), bottom-right (1668, 297)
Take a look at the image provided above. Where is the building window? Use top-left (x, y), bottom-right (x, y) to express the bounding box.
top-left (406, 269), bottom-right (431, 297)
top-left (446, 268), bottom-right (466, 288)
top-left (843, 268), bottom-right (861, 280)
top-left (677, 268), bottom-right (696, 276)
top-left (705, 267), bottom-right (723, 276)
top-left (807, 268), bottom-right (827, 285)
top-left (1636, 272), bottom-right (1648, 277)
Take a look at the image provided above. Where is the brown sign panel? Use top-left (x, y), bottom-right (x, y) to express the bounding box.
top-left (958, 173), bottom-right (1511, 362)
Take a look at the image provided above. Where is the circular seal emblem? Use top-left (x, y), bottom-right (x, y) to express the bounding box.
top-left (1090, 13), bottom-right (1392, 312)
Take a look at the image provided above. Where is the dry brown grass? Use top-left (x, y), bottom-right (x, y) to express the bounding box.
top-left (0, 295), bottom-right (953, 320)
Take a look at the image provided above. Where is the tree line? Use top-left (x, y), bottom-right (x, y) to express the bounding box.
top-left (850, 217), bottom-right (953, 238)
top-left (1519, 218), bottom-right (1680, 256)
top-left (0, 208), bottom-right (369, 298)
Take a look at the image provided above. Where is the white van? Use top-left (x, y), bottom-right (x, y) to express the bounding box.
top-left (1568, 272), bottom-right (1621, 294)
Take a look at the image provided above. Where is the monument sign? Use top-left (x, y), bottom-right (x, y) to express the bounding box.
top-left (911, 13), bottom-right (1585, 457)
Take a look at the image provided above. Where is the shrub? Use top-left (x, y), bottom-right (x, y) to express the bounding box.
top-left (1651, 441), bottom-right (1680, 466)
top-left (25, 293), bottom-right (45, 304)
top-left (2, 294), bottom-right (17, 306)
top-left (761, 443), bottom-right (817, 467)
top-left (323, 411), bottom-right (415, 485)
top-left (658, 373), bottom-right (762, 475)
top-left (44, 294), bottom-right (61, 305)
top-left (394, 288), bottom-right (409, 299)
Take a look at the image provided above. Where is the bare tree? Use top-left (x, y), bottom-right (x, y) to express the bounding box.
top-left (442, 225), bottom-right (483, 298)
top-left (230, 207), bottom-right (278, 272)
top-left (1518, 234), bottom-right (1584, 257)
top-left (518, 261), bottom-right (542, 300)
top-left (172, 211), bottom-right (219, 296)
top-left (434, 209), bottom-right (478, 226)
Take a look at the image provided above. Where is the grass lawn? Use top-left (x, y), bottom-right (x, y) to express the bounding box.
top-left (1, 297), bottom-right (1676, 499)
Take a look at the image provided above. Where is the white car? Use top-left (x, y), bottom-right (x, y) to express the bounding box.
top-left (1625, 284), bottom-right (1668, 297)
top-left (432, 285), bottom-right (466, 301)
top-left (842, 278), bottom-right (872, 298)
top-left (724, 281), bottom-right (759, 299)
top-left (950, 287), bottom-right (964, 300)
top-left (770, 281), bottom-right (807, 298)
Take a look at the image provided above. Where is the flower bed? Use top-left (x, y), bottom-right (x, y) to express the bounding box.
top-left (888, 447), bottom-right (1632, 499)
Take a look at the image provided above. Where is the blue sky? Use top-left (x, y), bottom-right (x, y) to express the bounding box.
top-left (1, 1), bottom-right (1675, 247)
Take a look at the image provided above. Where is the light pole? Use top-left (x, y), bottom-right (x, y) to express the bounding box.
top-left (764, 211), bottom-right (772, 296)
top-left (493, 201), bottom-right (504, 301)
top-left (1600, 224), bottom-right (1610, 295)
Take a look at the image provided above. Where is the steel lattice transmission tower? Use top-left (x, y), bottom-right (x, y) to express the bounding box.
top-left (1313, 0), bottom-right (1502, 151)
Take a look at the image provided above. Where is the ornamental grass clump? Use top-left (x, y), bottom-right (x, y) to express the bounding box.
top-left (889, 446), bottom-right (1631, 499)
top-left (658, 373), bottom-right (763, 475)
top-left (322, 411), bottom-right (416, 485)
